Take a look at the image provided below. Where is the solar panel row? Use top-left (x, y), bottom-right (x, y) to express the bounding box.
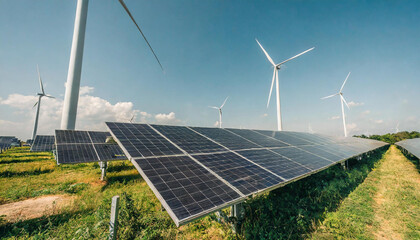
top-left (55, 130), bottom-right (126, 164)
top-left (106, 122), bottom-right (388, 226)
top-left (30, 135), bottom-right (55, 152)
top-left (395, 138), bottom-right (420, 159)
top-left (0, 136), bottom-right (19, 152)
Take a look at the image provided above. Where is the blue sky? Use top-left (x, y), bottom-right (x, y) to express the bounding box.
top-left (1, 0), bottom-right (419, 140)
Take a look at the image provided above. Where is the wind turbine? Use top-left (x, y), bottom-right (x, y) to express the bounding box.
top-left (308, 123), bottom-right (314, 134)
top-left (32, 65), bottom-right (54, 141)
top-left (61, 0), bottom-right (163, 130)
top-left (321, 72), bottom-right (351, 137)
top-left (256, 39), bottom-right (314, 131)
top-left (395, 122), bottom-right (400, 133)
top-left (209, 97), bottom-right (229, 128)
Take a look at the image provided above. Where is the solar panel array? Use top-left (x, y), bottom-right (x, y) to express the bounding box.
top-left (106, 122), bottom-right (388, 226)
top-left (395, 138), bottom-right (420, 159)
top-left (30, 135), bottom-right (55, 152)
top-left (0, 136), bottom-right (19, 152)
top-left (55, 130), bottom-right (126, 164)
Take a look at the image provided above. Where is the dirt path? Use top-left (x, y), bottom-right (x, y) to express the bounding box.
top-left (372, 145), bottom-right (420, 239)
top-left (0, 195), bottom-right (74, 222)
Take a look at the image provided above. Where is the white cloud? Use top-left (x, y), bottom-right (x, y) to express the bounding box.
top-left (374, 119), bottom-right (384, 124)
top-left (348, 101), bottom-right (364, 107)
top-left (0, 86), bottom-right (181, 139)
top-left (362, 110), bottom-right (371, 115)
top-left (262, 113), bottom-right (268, 117)
top-left (346, 123), bottom-right (359, 133)
top-left (0, 94), bottom-right (38, 109)
top-left (79, 86), bottom-right (94, 95)
top-left (329, 115), bottom-right (340, 120)
top-left (155, 112), bottom-right (180, 124)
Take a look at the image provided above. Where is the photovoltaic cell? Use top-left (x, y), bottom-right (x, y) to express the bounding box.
top-left (396, 138), bottom-right (420, 159)
top-left (30, 135), bottom-right (55, 152)
top-left (106, 122), bottom-right (388, 226)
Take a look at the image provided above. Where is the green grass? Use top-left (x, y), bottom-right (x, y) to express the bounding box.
top-left (310, 145), bottom-right (420, 240)
top-left (2, 145), bottom-right (417, 239)
top-left (0, 147), bottom-right (232, 239)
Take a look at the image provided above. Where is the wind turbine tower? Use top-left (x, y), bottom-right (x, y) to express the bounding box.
top-left (61, 0), bottom-right (163, 130)
top-left (60, 0), bottom-right (88, 130)
top-left (256, 39), bottom-right (314, 131)
top-left (321, 72), bottom-right (351, 137)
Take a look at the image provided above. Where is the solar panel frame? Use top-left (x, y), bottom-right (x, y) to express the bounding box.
top-left (106, 122), bottom-right (389, 226)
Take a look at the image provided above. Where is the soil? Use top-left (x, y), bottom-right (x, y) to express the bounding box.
top-left (0, 194), bottom-right (74, 222)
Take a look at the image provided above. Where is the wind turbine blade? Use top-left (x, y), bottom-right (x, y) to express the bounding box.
top-left (118, 0), bottom-right (164, 71)
top-left (277, 47), bottom-right (315, 66)
top-left (340, 72), bottom-right (351, 92)
top-left (220, 96), bottom-right (229, 108)
top-left (209, 106), bottom-right (219, 109)
top-left (256, 39), bottom-right (276, 66)
top-left (321, 93), bottom-right (339, 99)
top-left (267, 68), bottom-right (276, 108)
top-left (341, 95), bottom-right (350, 109)
top-left (37, 65), bottom-right (45, 94)
top-left (33, 101), bottom-right (38, 108)
top-left (45, 95), bottom-right (55, 99)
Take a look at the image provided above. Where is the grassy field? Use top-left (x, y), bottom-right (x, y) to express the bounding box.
top-left (310, 145), bottom-right (420, 239)
top-left (0, 145), bottom-right (418, 239)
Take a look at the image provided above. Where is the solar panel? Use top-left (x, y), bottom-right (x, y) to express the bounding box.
top-left (30, 135), bottom-right (55, 152)
top-left (106, 122), bottom-right (388, 226)
top-left (133, 155), bottom-right (241, 222)
top-left (225, 128), bottom-right (289, 148)
top-left (151, 125), bottom-right (226, 154)
top-left (190, 127), bottom-right (261, 150)
top-left (237, 149), bottom-right (311, 180)
top-left (106, 122), bottom-right (182, 158)
top-left (396, 138), bottom-right (420, 159)
top-left (0, 136), bottom-right (19, 151)
top-left (193, 152), bottom-right (283, 195)
top-left (55, 130), bottom-right (126, 164)
top-left (255, 130), bottom-right (314, 146)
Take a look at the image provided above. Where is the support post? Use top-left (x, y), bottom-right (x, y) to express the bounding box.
top-left (341, 161), bottom-right (347, 170)
top-left (100, 161), bottom-right (107, 181)
top-left (61, 0), bottom-right (89, 130)
top-left (109, 195), bottom-right (120, 240)
top-left (230, 203), bottom-right (244, 233)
